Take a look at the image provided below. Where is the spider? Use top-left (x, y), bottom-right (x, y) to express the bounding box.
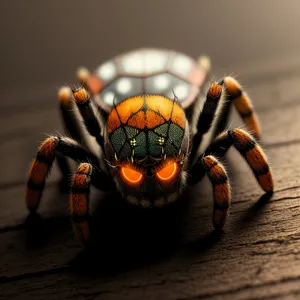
top-left (26, 48), bottom-right (274, 245)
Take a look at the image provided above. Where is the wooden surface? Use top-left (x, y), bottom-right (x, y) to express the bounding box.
top-left (1, 69), bottom-right (300, 300)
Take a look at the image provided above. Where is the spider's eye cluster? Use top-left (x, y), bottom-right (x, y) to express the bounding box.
top-left (156, 162), bottom-right (177, 181)
top-left (121, 162), bottom-right (178, 184)
top-left (121, 167), bottom-right (143, 184)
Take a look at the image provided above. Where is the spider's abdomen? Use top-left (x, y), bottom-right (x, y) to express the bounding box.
top-left (106, 95), bottom-right (187, 162)
top-left (85, 48), bottom-right (208, 113)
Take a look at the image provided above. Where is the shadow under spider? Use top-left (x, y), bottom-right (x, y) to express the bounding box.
top-left (23, 165), bottom-right (272, 275)
top-left (235, 192), bottom-right (274, 227)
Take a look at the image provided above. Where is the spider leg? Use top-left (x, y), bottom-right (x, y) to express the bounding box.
top-left (58, 87), bottom-right (89, 144)
top-left (190, 81), bottom-right (223, 162)
top-left (76, 66), bottom-right (90, 85)
top-left (26, 136), bottom-right (113, 213)
top-left (211, 76), bottom-right (261, 140)
top-left (72, 86), bottom-right (105, 151)
top-left (57, 86), bottom-right (94, 181)
top-left (192, 128), bottom-right (274, 193)
top-left (70, 162), bottom-right (93, 245)
top-left (189, 155), bottom-right (231, 229)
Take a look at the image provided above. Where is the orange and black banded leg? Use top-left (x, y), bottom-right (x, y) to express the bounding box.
top-left (70, 163), bottom-right (93, 245)
top-left (58, 87), bottom-right (89, 144)
top-left (190, 81), bottom-right (224, 162)
top-left (72, 86), bottom-right (105, 150)
top-left (57, 86), bottom-right (90, 181)
top-left (204, 129), bottom-right (274, 193)
top-left (212, 76), bottom-right (261, 140)
top-left (188, 155), bottom-right (231, 229)
top-left (26, 136), bottom-right (105, 213)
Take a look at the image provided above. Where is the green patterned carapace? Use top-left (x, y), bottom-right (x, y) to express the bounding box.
top-left (107, 95), bottom-right (186, 164)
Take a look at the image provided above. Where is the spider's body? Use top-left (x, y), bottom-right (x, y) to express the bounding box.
top-left (83, 48), bottom-right (207, 114)
top-left (26, 48), bottom-right (274, 245)
top-left (105, 95), bottom-right (189, 207)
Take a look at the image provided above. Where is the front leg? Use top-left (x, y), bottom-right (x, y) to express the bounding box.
top-left (188, 155), bottom-right (231, 229)
top-left (26, 136), bottom-right (113, 213)
top-left (70, 163), bottom-right (93, 245)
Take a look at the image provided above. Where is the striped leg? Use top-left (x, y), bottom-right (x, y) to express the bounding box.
top-left (72, 86), bottom-right (105, 150)
top-left (190, 81), bottom-right (223, 162)
top-left (212, 76), bottom-right (261, 140)
top-left (25, 136), bottom-right (105, 213)
top-left (188, 155), bottom-right (231, 229)
top-left (58, 87), bottom-right (90, 144)
top-left (57, 86), bottom-right (91, 180)
top-left (70, 163), bottom-right (92, 245)
top-left (204, 129), bottom-right (274, 193)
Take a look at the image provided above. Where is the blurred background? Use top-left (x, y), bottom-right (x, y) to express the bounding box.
top-left (2, 0), bottom-right (300, 95)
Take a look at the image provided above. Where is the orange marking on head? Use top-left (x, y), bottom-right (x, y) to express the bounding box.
top-left (70, 194), bottom-right (88, 216)
top-left (171, 115), bottom-right (185, 128)
top-left (116, 96), bottom-right (144, 123)
top-left (258, 171), bottom-right (274, 193)
top-left (73, 88), bottom-right (90, 105)
top-left (39, 137), bottom-right (57, 157)
top-left (146, 96), bottom-right (172, 120)
top-left (107, 108), bottom-right (121, 133)
top-left (86, 75), bottom-right (103, 94)
top-left (127, 111), bottom-right (146, 129)
top-left (146, 110), bottom-right (165, 128)
top-left (107, 95), bottom-right (186, 133)
top-left (147, 96), bottom-right (185, 128)
top-left (107, 96), bottom-right (144, 132)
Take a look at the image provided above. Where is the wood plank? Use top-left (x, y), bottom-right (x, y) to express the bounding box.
top-left (1, 141), bottom-right (300, 299)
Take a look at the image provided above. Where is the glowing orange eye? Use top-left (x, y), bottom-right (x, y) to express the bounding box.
top-left (156, 162), bottom-right (178, 181)
top-left (121, 167), bottom-right (143, 184)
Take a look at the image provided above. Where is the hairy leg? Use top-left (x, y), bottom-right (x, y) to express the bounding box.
top-left (211, 76), bottom-right (261, 140)
top-left (26, 136), bottom-right (112, 213)
top-left (204, 129), bottom-right (274, 193)
top-left (188, 155), bottom-right (231, 229)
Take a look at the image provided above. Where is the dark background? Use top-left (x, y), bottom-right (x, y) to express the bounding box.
top-left (2, 0), bottom-right (300, 91)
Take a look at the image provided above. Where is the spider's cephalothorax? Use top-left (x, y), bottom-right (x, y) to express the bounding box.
top-left (104, 95), bottom-right (189, 207)
top-left (25, 48), bottom-right (274, 245)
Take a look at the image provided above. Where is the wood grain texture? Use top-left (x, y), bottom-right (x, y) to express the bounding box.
top-left (1, 70), bottom-right (300, 300)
